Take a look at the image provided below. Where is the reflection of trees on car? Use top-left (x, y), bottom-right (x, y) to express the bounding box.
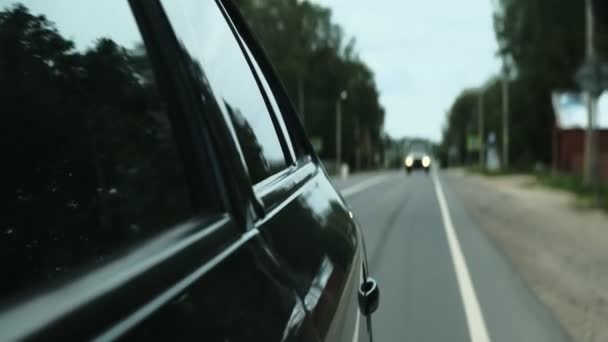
top-left (235, 0), bottom-right (385, 169)
top-left (0, 3), bottom-right (192, 299)
top-left (223, 101), bottom-right (271, 182)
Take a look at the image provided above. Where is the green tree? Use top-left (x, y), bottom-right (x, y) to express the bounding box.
top-left (443, 0), bottom-right (608, 167)
top-left (492, 0), bottom-right (608, 165)
top-left (235, 0), bottom-right (385, 169)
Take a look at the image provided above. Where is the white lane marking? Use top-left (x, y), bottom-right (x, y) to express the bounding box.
top-left (341, 174), bottom-right (392, 198)
top-left (352, 310), bottom-right (361, 342)
top-left (432, 171), bottom-right (491, 342)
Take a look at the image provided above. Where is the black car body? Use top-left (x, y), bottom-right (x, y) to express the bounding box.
top-left (0, 1), bottom-right (377, 341)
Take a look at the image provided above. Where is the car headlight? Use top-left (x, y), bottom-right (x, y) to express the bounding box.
top-left (422, 156), bottom-right (431, 167)
top-left (405, 156), bottom-right (414, 167)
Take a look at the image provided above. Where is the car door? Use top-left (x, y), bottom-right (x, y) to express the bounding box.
top-left (217, 1), bottom-right (372, 341)
top-left (122, 1), bottom-right (321, 341)
top-left (0, 0), bottom-right (317, 340)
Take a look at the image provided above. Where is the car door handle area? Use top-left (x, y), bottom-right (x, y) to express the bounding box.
top-left (358, 277), bottom-right (380, 316)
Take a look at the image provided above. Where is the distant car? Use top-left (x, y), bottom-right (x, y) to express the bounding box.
top-left (0, 0), bottom-right (378, 341)
top-left (404, 143), bottom-right (432, 173)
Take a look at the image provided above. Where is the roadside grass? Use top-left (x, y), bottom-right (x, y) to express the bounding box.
top-left (466, 166), bottom-right (608, 211)
top-left (466, 165), bottom-right (530, 177)
top-left (535, 172), bottom-right (608, 211)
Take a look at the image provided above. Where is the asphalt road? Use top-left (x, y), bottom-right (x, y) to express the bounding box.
top-left (332, 169), bottom-right (570, 342)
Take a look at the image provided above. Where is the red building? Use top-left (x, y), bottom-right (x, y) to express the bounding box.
top-left (552, 92), bottom-right (608, 182)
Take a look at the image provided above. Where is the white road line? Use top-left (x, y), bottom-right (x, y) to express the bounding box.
top-left (341, 174), bottom-right (392, 198)
top-left (341, 174), bottom-right (387, 342)
top-left (352, 310), bottom-right (360, 342)
top-left (432, 171), bottom-right (491, 342)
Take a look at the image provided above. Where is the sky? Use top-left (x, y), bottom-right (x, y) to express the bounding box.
top-left (11, 0), bottom-right (500, 143)
top-left (311, 0), bottom-right (502, 142)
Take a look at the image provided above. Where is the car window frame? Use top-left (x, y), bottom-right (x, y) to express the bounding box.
top-left (138, 2), bottom-right (229, 217)
top-left (221, 0), bottom-right (316, 163)
top-left (129, 0), bottom-right (234, 221)
top-left (0, 1), bottom-right (244, 340)
top-left (214, 0), bottom-right (296, 175)
top-left (218, 0), bottom-right (319, 212)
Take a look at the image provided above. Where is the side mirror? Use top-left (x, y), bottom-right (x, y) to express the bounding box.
top-left (358, 277), bottom-right (379, 315)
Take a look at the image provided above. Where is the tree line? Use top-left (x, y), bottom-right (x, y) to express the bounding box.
top-left (440, 0), bottom-right (608, 169)
top-left (235, 0), bottom-right (385, 170)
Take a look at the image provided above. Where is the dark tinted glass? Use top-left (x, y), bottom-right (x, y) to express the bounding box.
top-left (239, 36), bottom-right (309, 162)
top-left (409, 141), bottom-right (429, 154)
top-left (0, 1), bottom-right (195, 300)
top-left (160, 1), bottom-right (288, 183)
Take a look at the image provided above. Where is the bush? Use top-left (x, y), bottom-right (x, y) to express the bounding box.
top-left (536, 172), bottom-right (608, 210)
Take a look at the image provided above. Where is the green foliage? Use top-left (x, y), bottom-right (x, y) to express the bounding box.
top-left (441, 89), bottom-right (480, 165)
top-left (495, 0), bottom-right (585, 87)
top-left (467, 165), bottom-right (532, 176)
top-left (538, 173), bottom-right (592, 195)
top-left (537, 172), bottom-right (608, 210)
top-left (442, 0), bottom-right (608, 168)
top-left (235, 0), bottom-right (385, 169)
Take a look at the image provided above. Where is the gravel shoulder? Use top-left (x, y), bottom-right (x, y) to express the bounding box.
top-left (444, 169), bottom-right (608, 342)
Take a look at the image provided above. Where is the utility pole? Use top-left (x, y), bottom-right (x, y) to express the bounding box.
top-left (467, 121), bottom-right (473, 165)
top-left (490, 0), bottom-right (510, 169)
top-left (502, 67), bottom-right (510, 169)
top-left (355, 115), bottom-right (361, 170)
top-left (589, 96), bottom-right (599, 203)
top-left (585, 0), bottom-right (595, 66)
top-left (336, 90), bottom-right (348, 172)
top-left (583, 0), bottom-right (596, 185)
top-left (575, 0), bottom-right (607, 205)
top-left (478, 91), bottom-right (485, 168)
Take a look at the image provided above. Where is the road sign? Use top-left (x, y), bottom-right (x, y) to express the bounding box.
top-left (575, 58), bottom-right (608, 97)
top-left (488, 132), bottom-right (496, 145)
top-left (467, 135), bottom-right (480, 152)
top-left (310, 136), bottom-right (323, 153)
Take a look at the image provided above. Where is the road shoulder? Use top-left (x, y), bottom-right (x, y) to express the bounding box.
top-left (444, 169), bottom-right (608, 342)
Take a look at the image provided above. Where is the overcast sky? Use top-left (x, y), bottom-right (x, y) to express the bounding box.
top-left (17, 0), bottom-right (501, 142)
top-left (311, 0), bottom-right (502, 142)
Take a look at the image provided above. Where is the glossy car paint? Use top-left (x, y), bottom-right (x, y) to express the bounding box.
top-left (222, 1), bottom-right (372, 339)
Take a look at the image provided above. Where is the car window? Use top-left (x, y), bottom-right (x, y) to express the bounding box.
top-left (409, 142), bottom-right (428, 154)
top-left (160, 0), bottom-right (288, 184)
top-left (241, 42), bottom-right (296, 162)
top-left (238, 34), bottom-right (312, 163)
top-left (0, 1), bottom-right (198, 301)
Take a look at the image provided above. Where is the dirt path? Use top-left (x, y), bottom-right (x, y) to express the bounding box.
top-left (444, 170), bottom-right (608, 342)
